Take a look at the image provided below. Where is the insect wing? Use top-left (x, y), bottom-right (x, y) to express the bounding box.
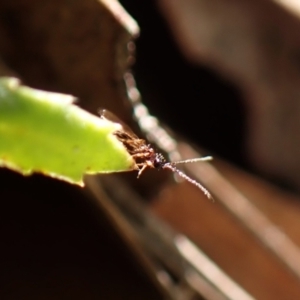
top-left (99, 109), bottom-right (139, 138)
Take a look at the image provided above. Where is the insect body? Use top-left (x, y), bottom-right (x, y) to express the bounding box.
top-left (100, 110), bottom-right (213, 199)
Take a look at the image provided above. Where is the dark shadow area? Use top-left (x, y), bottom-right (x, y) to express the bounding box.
top-left (0, 169), bottom-right (163, 300)
top-left (120, 0), bottom-right (246, 166)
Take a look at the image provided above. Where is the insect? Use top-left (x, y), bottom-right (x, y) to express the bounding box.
top-left (100, 109), bottom-right (213, 199)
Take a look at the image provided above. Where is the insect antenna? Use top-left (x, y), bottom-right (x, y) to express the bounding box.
top-left (169, 156), bottom-right (213, 166)
top-left (162, 162), bottom-right (213, 200)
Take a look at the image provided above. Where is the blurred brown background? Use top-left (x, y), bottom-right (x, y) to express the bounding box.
top-left (2, 0), bottom-right (300, 299)
top-left (121, 0), bottom-right (300, 191)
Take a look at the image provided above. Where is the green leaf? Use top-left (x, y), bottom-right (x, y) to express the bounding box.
top-left (0, 77), bottom-right (136, 185)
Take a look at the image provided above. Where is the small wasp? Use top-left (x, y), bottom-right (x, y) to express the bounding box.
top-left (100, 110), bottom-right (213, 199)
